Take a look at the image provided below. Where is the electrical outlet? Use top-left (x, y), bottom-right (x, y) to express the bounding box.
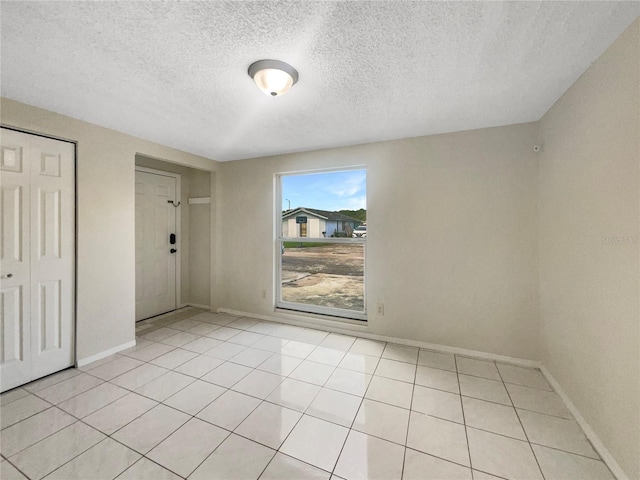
top-left (261, 289), bottom-right (267, 300)
top-left (377, 303), bottom-right (384, 315)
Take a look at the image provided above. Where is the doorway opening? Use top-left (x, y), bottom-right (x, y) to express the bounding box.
top-left (135, 167), bottom-right (181, 321)
top-left (134, 155), bottom-right (212, 321)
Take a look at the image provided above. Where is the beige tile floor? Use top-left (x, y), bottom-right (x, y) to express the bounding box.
top-left (0, 308), bottom-right (615, 480)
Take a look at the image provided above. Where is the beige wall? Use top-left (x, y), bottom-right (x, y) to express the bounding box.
top-left (188, 169), bottom-right (213, 306)
top-left (216, 123), bottom-right (541, 360)
top-left (0, 98), bottom-right (218, 362)
top-left (135, 156), bottom-right (212, 307)
top-left (539, 19), bottom-right (639, 480)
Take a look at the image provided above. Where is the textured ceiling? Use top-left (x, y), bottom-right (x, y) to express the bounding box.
top-left (1, 2), bottom-right (638, 161)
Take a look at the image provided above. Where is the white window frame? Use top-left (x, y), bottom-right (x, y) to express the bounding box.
top-left (275, 168), bottom-right (367, 321)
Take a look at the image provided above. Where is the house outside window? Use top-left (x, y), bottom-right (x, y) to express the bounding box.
top-left (282, 208), bottom-right (360, 238)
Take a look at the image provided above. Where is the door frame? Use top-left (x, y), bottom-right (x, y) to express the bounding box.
top-left (134, 166), bottom-right (182, 317)
top-left (0, 125), bottom-right (78, 388)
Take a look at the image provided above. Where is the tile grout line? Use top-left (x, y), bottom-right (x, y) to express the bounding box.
top-left (2, 455), bottom-right (32, 480)
top-left (180, 392), bottom-right (264, 479)
top-left (497, 363), bottom-right (547, 480)
top-left (36, 436), bottom-right (145, 480)
top-left (0, 398), bottom-right (57, 431)
top-left (153, 427), bottom-right (229, 479)
top-left (251, 388), bottom-right (312, 478)
top-left (327, 343), bottom-right (383, 478)
top-left (18, 368), bottom-right (82, 395)
top-left (127, 455), bottom-right (188, 480)
top-left (1, 405), bottom-right (73, 457)
top-left (4, 416), bottom-right (106, 478)
top-left (455, 354), bottom-right (474, 477)
top-left (334, 344), bottom-right (381, 466)
top-left (399, 346), bottom-right (419, 480)
top-left (524, 441), bottom-right (620, 462)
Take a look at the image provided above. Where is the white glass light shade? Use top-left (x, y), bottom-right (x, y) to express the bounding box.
top-left (253, 68), bottom-right (294, 96)
top-left (248, 60), bottom-right (299, 97)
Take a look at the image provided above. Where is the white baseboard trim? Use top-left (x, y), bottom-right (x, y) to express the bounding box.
top-left (76, 340), bottom-right (136, 368)
top-left (180, 303), bottom-right (211, 310)
top-left (217, 308), bottom-right (539, 369)
top-left (137, 306), bottom-right (196, 324)
top-left (540, 366), bottom-right (629, 480)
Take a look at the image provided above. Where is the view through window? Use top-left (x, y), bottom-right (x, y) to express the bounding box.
top-left (278, 169), bottom-right (367, 320)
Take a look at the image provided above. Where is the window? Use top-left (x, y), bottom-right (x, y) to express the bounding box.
top-left (277, 169), bottom-right (367, 320)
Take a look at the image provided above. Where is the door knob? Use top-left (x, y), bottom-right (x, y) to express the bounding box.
top-left (170, 249), bottom-right (177, 254)
top-left (1, 273), bottom-right (13, 279)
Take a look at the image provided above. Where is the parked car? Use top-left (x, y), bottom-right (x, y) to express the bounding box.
top-left (352, 225), bottom-right (367, 238)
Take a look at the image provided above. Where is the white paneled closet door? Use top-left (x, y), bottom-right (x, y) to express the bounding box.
top-left (0, 128), bottom-right (75, 392)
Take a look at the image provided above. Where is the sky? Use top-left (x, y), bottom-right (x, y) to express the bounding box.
top-left (282, 169), bottom-right (366, 211)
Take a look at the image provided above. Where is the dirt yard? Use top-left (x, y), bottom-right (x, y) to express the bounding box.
top-left (281, 244), bottom-right (364, 311)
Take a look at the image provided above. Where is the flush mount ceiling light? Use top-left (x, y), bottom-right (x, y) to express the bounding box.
top-left (248, 59), bottom-right (299, 97)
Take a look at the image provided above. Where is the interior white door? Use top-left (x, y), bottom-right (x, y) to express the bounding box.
top-left (1, 128), bottom-right (75, 392)
top-left (135, 170), bottom-right (178, 320)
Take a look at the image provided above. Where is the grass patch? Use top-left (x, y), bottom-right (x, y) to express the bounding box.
top-left (283, 242), bottom-right (333, 248)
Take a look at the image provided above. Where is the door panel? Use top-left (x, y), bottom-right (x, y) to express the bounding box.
top-left (0, 144), bottom-right (23, 172)
top-left (1, 286), bottom-right (25, 362)
top-left (1, 133), bottom-right (31, 390)
top-left (37, 188), bottom-right (62, 259)
top-left (29, 135), bottom-right (74, 380)
top-left (0, 128), bottom-right (74, 391)
top-left (2, 185), bottom-right (24, 262)
top-left (38, 280), bottom-right (62, 351)
top-left (135, 170), bottom-right (177, 321)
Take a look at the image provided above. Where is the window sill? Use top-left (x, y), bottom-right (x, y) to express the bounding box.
top-left (274, 307), bottom-right (368, 330)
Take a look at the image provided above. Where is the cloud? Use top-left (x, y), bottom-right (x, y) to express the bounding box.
top-left (285, 170), bottom-right (367, 211)
top-left (323, 171), bottom-right (366, 198)
top-left (325, 195), bottom-right (367, 211)
top-left (343, 195), bottom-right (367, 210)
